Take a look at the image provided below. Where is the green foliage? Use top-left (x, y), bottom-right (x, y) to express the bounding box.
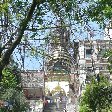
top-left (80, 104), bottom-right (92, 112)
top-left (0, 68), bottom-right (17, 89)
top-left (0, 67), bottom-right (28, 112)
top-left (0, 89), bottom-right (28, 112)
top-left (0, 0), bottom-right (111, 75)
top-left (86, 0), bottom-right (112, 26)
top-left (104, 49), bottom-right (112, 74)
top-left (0, 0), bottom-right (10, 13)
top-left (80, 76), bottom-right (112, 112)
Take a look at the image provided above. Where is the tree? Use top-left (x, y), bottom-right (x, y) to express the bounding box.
top-left (0, 0), bottom-right (111, 79)
top-left (0, 63), bottom-right (28, 111)
top-left (85, 0), bottom-right (112, 26)
top-left (0, 0), bottom-right (79, 79)
top-left (104, 49), bottom-right (112, 74)
top-left (74, 0), bottom-right (112, 26)
top-left (0, 0), bottom-right (38, 79)
top-left (79, 76), bottom-right (112, 112)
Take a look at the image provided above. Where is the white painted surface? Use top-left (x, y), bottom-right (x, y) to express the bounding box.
top-left (104, 28), bottom-right (112, 40)
top-left (79, 45), bottom-right (84, 59)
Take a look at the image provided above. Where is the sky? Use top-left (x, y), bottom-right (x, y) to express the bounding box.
top-left (12, 3), bottom-right (109, 71)
top-left (13, 21), bottom-right (106, 71)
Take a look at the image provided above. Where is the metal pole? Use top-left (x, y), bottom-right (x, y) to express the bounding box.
top-left (43, 55), bottom-right (46, 106)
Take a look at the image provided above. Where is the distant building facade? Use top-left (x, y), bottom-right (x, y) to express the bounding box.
top-left (75, 39), bottom-right (112, 95)
top-left (21, 70), bottom-right (44, 100)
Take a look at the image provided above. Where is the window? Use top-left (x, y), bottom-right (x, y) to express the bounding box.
top-left (98, 49), bottom-right (106, 57)
top-left (87, 67), bottom-right (93, 72)
top-left (86, 49), bottom-right (92, 58)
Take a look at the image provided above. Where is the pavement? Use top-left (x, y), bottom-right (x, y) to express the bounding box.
top-left (66, 102), bottom-right (77, 112)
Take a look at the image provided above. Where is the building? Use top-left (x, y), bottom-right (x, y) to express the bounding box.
top-left (104, 20), bottom-right (112, 40)
top-left (44, 20), bottom-right (80, 111)
top-left (75, 21), bottom-right (112, 95)
top-left (44, 20), bottom-right (76, 95)
top-left (21, 70), bottom-right (44, 100)
top-left (78, 40), bottom-right (112, 79)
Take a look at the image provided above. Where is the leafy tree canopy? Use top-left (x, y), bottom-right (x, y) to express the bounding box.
top-left (0, 63), bottom-right (28, 111)
top-left (80, 76), bottom-right (112, 112)
top-left (0, 0), bottom-right (111, 78)
top-left (86, 0), bottom-right (112, 25)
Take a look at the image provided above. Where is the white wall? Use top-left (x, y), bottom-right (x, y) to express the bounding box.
top-left (104, 28), bottom-right (112, 40)
top-left (79, 45), bottom-right (84, 59)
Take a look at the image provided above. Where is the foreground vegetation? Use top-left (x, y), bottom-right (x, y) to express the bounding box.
top-left (0, 0), bottom-right (112, 111)
top-left (0, 61), bottom-right (28, 112)
top-left (80, 75), bottom-right (112, 112)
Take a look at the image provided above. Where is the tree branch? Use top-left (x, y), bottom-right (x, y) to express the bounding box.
top-left (0, 0), bottom-right (38, 68)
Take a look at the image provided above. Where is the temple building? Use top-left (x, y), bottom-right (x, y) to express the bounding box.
top-left (44, 20), bottom-right (76, 96)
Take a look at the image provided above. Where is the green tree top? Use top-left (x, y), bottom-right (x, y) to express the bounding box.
top-left (80, 76), bottom-right (112, 112)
